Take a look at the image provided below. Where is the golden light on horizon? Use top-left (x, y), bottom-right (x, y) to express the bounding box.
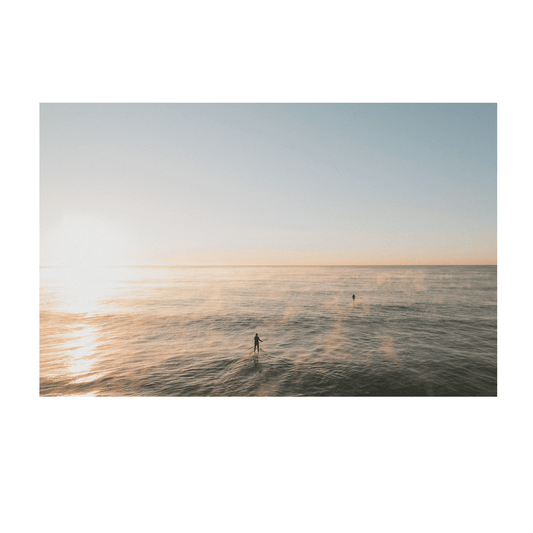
top-left (158, 246), bottom-right (497, 266)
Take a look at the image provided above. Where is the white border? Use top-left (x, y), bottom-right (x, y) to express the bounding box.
top-left (18, 84), bottom-right (516, 416)
top-left (17, 87), bottom-right (19, 415)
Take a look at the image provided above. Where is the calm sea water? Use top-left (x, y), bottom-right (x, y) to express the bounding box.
top-left (40, 266), bottom-right (497, 396)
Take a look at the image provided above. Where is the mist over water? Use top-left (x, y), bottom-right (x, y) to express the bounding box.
top-left (40, 266), bottom-right (497, 396)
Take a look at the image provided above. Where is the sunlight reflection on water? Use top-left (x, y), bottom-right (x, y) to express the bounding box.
top-left (40, 266), bottom-right (497, 396)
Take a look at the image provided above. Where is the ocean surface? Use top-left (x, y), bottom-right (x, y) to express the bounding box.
top-left (40, 266), bottom-right (497, 396)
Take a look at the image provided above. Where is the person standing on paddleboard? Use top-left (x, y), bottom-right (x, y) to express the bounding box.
top-left (352, 294), bottom-right (355, 301)
top-left (254, 333), bottom-right (263, 353)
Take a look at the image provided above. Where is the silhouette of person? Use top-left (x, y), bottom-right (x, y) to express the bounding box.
top-left (254, 333), bottom-right (263, 353)
top-left (352, 294), bottom-right (355, 301)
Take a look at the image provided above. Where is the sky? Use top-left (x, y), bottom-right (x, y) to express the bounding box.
top-left (40, 103), bottom-right (496, 266)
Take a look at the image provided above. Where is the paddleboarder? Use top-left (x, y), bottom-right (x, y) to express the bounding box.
top-left (254, 333), bottom-right (263, 353)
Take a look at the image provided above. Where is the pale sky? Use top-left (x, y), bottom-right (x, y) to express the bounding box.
top-left (40, 103), bottom-right (496, 266)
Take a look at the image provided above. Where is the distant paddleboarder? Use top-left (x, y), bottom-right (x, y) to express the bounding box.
top-left (352, 294), bottom-right (355, 301)
top-left (254, 333), bottom-right (263, 353)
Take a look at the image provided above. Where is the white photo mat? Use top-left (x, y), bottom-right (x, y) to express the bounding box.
top-left (17, 84), bottom-right (516, 416)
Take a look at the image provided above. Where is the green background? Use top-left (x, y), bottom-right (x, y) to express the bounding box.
top-left (0, 1), bottom-right (532, 532)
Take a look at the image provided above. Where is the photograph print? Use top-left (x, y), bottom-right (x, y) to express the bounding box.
top-left (40, 103), bottom-right (497, 396)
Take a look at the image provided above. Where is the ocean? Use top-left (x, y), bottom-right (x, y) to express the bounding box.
top-left (39, 265), bottom-right (497, 396)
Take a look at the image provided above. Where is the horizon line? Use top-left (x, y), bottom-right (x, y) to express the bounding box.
top-left (40, 264), bottom-right (497, 268)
